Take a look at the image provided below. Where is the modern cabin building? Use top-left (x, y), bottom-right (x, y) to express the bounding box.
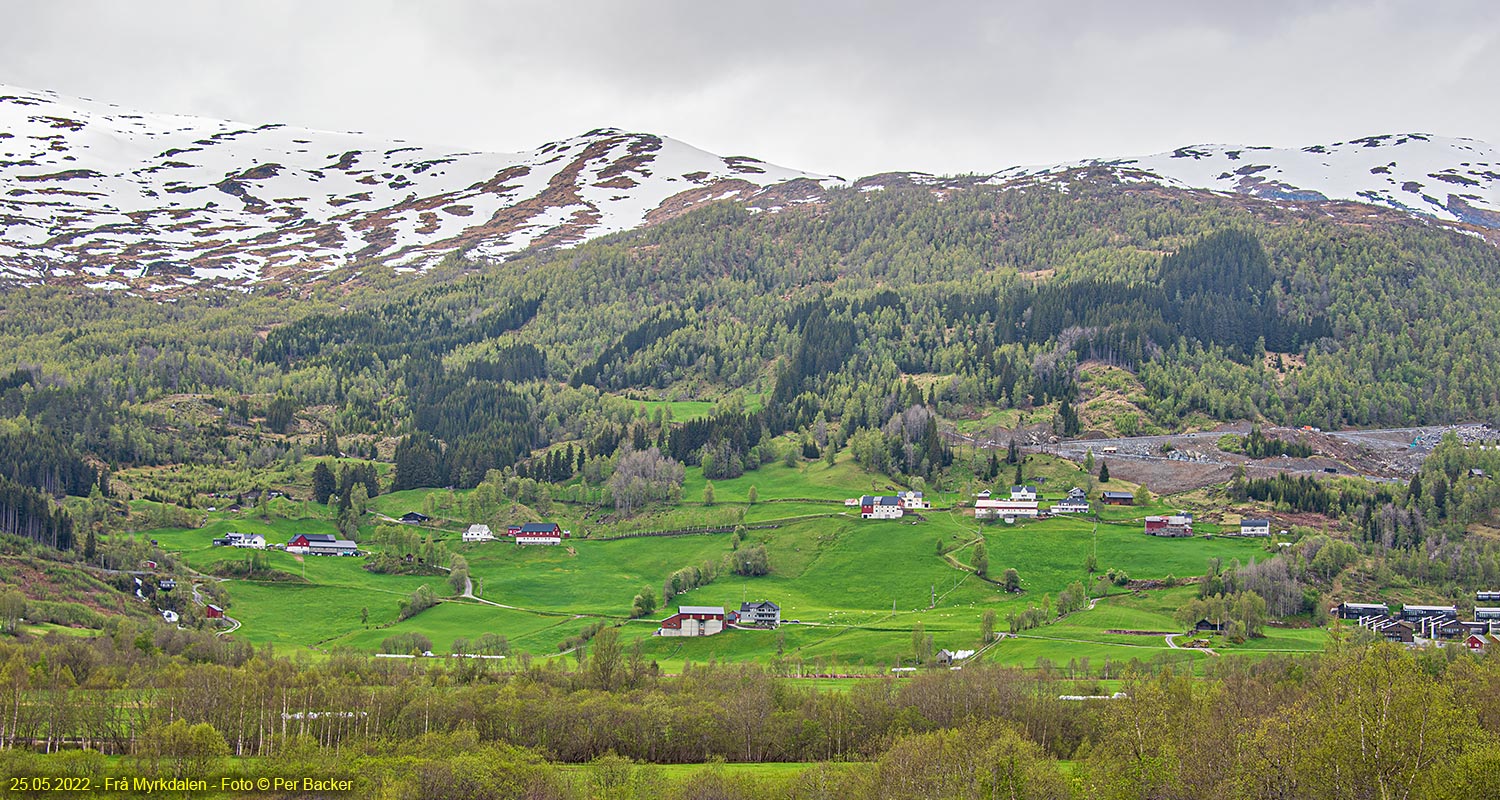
top-left (1338, 602), bottom-right (1390, 620)
top-left (1398, 604), bottom-right (1458, 622)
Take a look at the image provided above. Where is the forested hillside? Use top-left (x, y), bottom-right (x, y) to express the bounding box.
top-left (0, 174), bottom-right (1497, 512)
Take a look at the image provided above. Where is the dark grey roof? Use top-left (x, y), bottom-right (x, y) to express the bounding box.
top-left (519, 522), bottom-right (559, 533)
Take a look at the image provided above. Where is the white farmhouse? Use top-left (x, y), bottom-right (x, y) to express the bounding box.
top-left (463, 524), bottom-right (494, 543)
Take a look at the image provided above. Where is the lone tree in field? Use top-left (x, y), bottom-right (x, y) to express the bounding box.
top-left (1098, 461), bottom-right (1111, 483)
top-left (1002, 568), bottom-right (1021, 593)
top-left (632, 587), bottom-right (657, 618)
top-left (972, 542), bottom-right (989, 577)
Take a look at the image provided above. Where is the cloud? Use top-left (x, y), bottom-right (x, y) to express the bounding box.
top-left (0, 0), bottom-right (1494, 177)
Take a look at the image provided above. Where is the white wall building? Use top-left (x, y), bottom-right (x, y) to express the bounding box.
top-left (463, 524), bottom-right (494, 542)
top-left (976, 498), bottom-right (1039, 520)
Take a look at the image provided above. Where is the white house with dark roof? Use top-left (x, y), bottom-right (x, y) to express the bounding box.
top-left (463, 524), bottom-right (494, 542)
top-left (1010, 485), bottom-right (1038, 502)
top-left (1052, 487), bottom-right (1091, 514)
top-left (1238, 518), bottom-right (1272, 537)
top-left (737, 600), bottom-right (781, 627)
top-left (898, 490), bottom-right (930, 510)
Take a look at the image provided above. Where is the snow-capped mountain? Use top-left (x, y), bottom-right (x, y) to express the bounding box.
top-left (992, 133), bottom-right (1500, 229)
top-left (0, 85), bottom-right (836, 289)
top-left (3, 83), bottom-right (1498, 292)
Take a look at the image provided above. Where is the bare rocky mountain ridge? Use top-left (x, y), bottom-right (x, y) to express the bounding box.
top-left (3, 84), bottom-right (1499, 292)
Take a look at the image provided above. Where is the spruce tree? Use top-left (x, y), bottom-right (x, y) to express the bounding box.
top-left (1098, 461), bottom-right (1110, 483)
top-left (312, 462), bottom-right (335, 505)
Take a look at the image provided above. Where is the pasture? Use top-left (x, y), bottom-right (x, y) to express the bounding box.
top-left (142, 458), bottom-right (1316, 673)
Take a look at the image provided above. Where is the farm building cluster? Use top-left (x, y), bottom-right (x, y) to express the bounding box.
top-left (210, 531), bottom-right (361, 556)
top-left (972, 486), bottom-right (1117, 522)
top-left (461, 521), bottom-right (570, 545)
top-left (212, 531), bottom-right (266, 549)
top-left (846, 491), bottom-right (930, 519)
top-left (655, 601), bottom-right (782, 637)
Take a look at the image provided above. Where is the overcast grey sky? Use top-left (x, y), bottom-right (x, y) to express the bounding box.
top-left (2, 1), bottom-right (1495, 178)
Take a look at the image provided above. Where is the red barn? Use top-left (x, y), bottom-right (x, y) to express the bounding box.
top-left (204, 604), bottom-right (225, 619)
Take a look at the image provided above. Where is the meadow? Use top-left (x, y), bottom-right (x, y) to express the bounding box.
top-left (137, 453), bottom-right (1318, 672)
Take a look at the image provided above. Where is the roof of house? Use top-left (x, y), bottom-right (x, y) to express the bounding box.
top-left (518, 522), bottom-right (560, 533)
top-left (1403, 605), bottom-right (1457, 612)
top-left (400, 512), bottom-right (429, 521)
top-left (678, 606), bottom-right (725, 616)
top-left (741, 601), bottom-right (780, 612)
top-left (1102, 491), bottom-right (1135, 499)
top-left (1011, 485), bottom-right (1037, 492)
top-left (1066, 487), bottom-right (1086, 496)
top-left (1242, 519), bottom-right (1271, 527)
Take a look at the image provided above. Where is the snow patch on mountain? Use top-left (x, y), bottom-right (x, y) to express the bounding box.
top-left (4, 83), bottom-right (1497, 292)
top-left (0, 85), bottom-right (839, 288)
top-left (990, 134), bottom-right (1500, 227)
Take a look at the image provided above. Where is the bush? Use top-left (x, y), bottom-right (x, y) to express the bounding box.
top-left (731, 544), bottom-right (770, 577)
top-left (381, 631), bottom-right (433, 655)
top-left (398, 585), bottom-right (438, 621)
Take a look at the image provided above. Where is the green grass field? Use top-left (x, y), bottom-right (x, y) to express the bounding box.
top-left (136, 456), bottom-right (1323, 674)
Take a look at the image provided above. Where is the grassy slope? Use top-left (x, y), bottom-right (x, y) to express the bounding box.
top-left (134, 453), bottom-right (1321, 671)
